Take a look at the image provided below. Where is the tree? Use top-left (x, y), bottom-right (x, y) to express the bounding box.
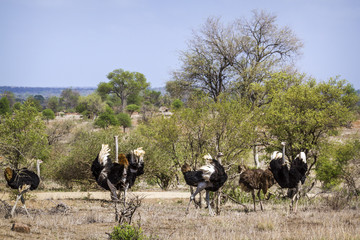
top-left (126, 104), bottom-right (140, 116)
top-left (0, 101), bottom-right (49, 168)
top-left (76, 93), bottom-right (106, 119)
top-left (1, 91), bottom-right (16, 108)
top-left (98, 69), bottom-right (150, 112)
top-left (173, 11), bottom-right (303, 103)
top-left (26, 96), bottom-right (43, 111)
top-left (263, 75), bottom-right (359, 171)
top-left (34, 95), bottom-right (45, 108)
top-left (60, 88), bottom-right (80, 111)
top-left (47, 96), bottom-right (60, 113)
top-left (42, 108), bottom-right (55, 121)
top-left (0, 96), bottom-right (11, 115)
top-left (231, 10), bottom-right (303, 103)
top-left (117, 113), bottom-right (132, 132)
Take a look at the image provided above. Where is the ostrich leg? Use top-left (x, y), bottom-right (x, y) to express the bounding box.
top-left (205, 190), bottom-right (215, 216)
top-left (10, 185), bottom-right (31, 218)
top-left (251, 190), bottom-right (256, 212)
top-left (291, 183), bottom-right (301, 212)
top-left (107, 179), bottom-right (120, 221)
top-left (257, 190), bottom-right (264, 211)
top-left (123, 183), bottom-right (129, 206)
top-left (186, 182), bottom-right (207, 214)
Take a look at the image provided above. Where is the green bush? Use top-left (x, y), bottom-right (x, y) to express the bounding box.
top-left (171, 99), bottom-right (183, 110)
top-left (110, 223), bottom-right (149, 240)
top-left (42, 108), bottom-right (55, 120)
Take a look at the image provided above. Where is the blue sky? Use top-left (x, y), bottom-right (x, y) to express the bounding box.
top-left (1, 0), bottom-right (359, 90)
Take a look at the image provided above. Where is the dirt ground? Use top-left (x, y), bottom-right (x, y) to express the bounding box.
top-left (0, 191), bottom-right (359, 240)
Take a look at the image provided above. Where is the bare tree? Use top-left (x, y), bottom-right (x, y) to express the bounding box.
top-left (174, 10), bottom-right (303, 103)
top-left (232, 10), bottom-right (303, 102)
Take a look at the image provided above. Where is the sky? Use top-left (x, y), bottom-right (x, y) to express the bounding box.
top-left (0, 0), bottom-right (359, 90)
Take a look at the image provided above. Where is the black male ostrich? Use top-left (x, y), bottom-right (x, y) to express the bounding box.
top-left (181, 154), bottom-right (228, 216)
top-left (269, 142), bottom-right (308, 212)
top-left (4, 167), bottom-right (40, 218)
top-left (238, 165), bottom-right (274, 211)
top-left (91, 144), bottom-right (145, 220)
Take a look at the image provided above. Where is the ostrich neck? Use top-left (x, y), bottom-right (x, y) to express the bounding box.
top-left (36, 161), bottom-right (41, 178)
top-left (282, 145), bottom-right (285, 164)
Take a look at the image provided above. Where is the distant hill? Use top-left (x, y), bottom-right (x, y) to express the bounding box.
top-left (0, 86), bottom-right (167, 99)
top-left (0, 86), bottom-right (97, 98)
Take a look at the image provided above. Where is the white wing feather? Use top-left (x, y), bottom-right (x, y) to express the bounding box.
top-left (98, 144), bottom-right (110, 166)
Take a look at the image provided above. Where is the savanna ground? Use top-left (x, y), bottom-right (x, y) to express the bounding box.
top-left (0, 190), bottom-right (359, 240)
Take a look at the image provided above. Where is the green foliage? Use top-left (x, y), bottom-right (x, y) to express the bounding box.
top-left (13, 102), bottom-right (21, 110)
top-left (0, 101), bottom-right (49, 168)
top-left (26, 96), bottom-right (43, 111)
top-left (126, 104), bottom-right (140, 116)
top-left (42, 108), bottom-right (55, 121)
top-left (47, 96), bottom-right (60, 112)
top-left (98, 68), bottom-right (150, 112)
top-left (171, 99), bottom-right (183, 110)
top-left (316, 140), bottom-right (360, 191)
top-left (60, 88), bottom-right (80, 111)
top-left (137, 96), bottom-right (257, 188)
top-left (110, 223), bottom-right (149, 240)
top-left (95, 107), bottom-right (119, 129)
top-left (0, 96), bottom-right (11, 115)
top-left (263, 74), bottom-right (359, 161)
top-left (117, 113), bottom-right (132, 132)
top-left (77, 93), bottom-right (105, 118)
top-left (143, 89), bottom-right (162, 107)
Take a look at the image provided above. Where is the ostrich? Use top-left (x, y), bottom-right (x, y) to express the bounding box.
top-left (238, 165), bottom-right (274, 211)
top-left (4, 167), bottom-right (40, 218)
top-left (91, 144), bottom-right (145, 220)
top-left (181, 153), bottom-right (228, 216)
top-left (269, 142), bottom-right (308, 212)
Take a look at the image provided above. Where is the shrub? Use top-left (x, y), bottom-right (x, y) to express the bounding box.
top-left (109, 223), bottom-right (149, 240)
top-left (42, 108), bottom-right (55, 121)
top-left (171, 99), bottom-right (183, 110)
top-left (95, 112), bottom-right (119, 128)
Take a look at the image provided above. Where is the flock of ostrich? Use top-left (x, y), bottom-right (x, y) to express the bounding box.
top-left (3, 141), bottom-right (307, 219)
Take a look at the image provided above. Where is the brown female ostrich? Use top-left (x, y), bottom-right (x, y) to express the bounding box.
top-left (238, 165), bottom-right (274, 211)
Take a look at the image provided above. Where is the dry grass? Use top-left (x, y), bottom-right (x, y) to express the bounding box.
top-left (0, 196), bottom-right (359, 240)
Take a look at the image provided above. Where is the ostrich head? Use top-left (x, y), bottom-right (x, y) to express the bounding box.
top-left (131, 147), bottom-right (145, 167)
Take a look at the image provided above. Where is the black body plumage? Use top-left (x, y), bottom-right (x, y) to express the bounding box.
top-left (182, 159), bottom-right (228, 191)
top-left (5, 168), bottom-right (40, 191)
top-left (91, 154), bottom-right (125, 190)
top-left (269, 155), bottom-right (308, 189)
top-left (91, 151), bottom-right (144, 191)
top-left (126, 161), bottom-right (144, 189)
